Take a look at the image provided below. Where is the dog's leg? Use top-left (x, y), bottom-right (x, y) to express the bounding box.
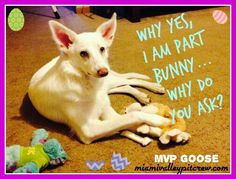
top-left (120, 131), bottom-right (153, 146)
top-left (120, 79), bottom-right (165, 93)
top-left (107, 75), bottom-right (165, 94)
top-left (108, 85), bottom-right (151, 104)
top-left (106, 72), bottom-right (165, 96)
top-left (136, 125), bottom-right (163, 137)
top-left (69, 106), bottom-right (170, 144)
top-left (125, 103), bottom-right (164, 137)
top-left (119, 103), bottom-right (153, 146)
top-left (120, 103), bottom-right (164, 146)
top-left (124, 103), bottom-right (191, 144)
top-left (111, 70), bottom-right (150, 80)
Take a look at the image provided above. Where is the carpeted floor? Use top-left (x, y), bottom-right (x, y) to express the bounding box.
top-left (6, 6), bottom-right (230, 173)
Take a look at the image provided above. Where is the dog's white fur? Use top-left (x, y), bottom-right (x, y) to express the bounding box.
top-left (28, 13), bottom-right (169, 144)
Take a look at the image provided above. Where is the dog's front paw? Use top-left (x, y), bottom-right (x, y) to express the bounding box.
top-left (172, 131), bottom-right (191, 143)
top-left (159, 129), bottom-right (191, 144)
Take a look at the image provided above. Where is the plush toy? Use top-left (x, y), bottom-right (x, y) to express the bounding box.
top-left (6, 129), bottom-right (67, 173)
top-left (121, 102), bottom-right (191, 146)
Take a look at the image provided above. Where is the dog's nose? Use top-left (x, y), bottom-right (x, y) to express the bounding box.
top-left (97, 68), bottom-right (108, 77)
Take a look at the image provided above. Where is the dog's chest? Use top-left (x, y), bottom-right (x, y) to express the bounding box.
top-left (76, 89), bottom-right (109, 120)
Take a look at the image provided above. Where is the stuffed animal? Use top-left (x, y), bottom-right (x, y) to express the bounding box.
top-left (6, 129), bottom-right (67, 173)
top-left (121, 102), bottom-right (191, 146)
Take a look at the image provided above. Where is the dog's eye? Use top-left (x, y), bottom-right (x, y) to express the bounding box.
top-left (80, 51), bottom-right (89, 58)
top-left (100, 47), bottom-right (105, 53)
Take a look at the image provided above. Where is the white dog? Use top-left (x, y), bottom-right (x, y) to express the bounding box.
top-left (28, 13), bottom-right (184, 145)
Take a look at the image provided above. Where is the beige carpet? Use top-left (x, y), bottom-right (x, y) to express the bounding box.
top-left (6, 6), bottom-right (230, 173)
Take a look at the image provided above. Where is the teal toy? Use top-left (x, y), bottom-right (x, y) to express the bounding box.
top-left (6, 129), bottom-right (67, 173)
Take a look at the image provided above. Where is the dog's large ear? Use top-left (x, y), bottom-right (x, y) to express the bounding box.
top-left (49, 20), bottom-right (77, 51)
top-left (96, 13), bottom-right (117, 46)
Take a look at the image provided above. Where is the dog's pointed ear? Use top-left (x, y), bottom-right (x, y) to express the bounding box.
top-left (49, 20), bottom-right (77, 51)
top-left (96, 13), bottom-right (117, 46)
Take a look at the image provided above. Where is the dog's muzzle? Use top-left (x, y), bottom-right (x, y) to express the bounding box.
top-left (97, 68), bottom-right (109, 77)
